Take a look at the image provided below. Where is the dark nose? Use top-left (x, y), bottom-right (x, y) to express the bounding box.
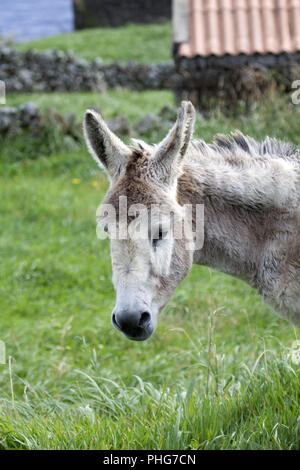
top-left (112, 309), bottom-right (152, 340)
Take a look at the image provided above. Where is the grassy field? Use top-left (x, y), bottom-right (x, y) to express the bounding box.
top-left (16, 23), bottom-right (172, 63)
top-left (0, 88), bottom-right (299, 450)
top-left (7, 89), bottom-right (174, 121)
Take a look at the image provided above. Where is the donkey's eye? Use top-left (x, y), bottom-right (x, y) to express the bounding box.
top-left (152, 226), bottom-right (167, 250)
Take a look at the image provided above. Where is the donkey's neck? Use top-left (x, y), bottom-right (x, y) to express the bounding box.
top-left (177, 164), bottom-right (266, 286)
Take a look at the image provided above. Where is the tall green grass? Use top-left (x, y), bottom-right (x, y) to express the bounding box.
top-left (1, 352), bottom-right (299, 449)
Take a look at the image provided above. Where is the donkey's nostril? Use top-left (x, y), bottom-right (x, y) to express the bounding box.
top-left (139, 311), bottom-right (151, 328)
top-left (112, 313), bottom-right (120, 329)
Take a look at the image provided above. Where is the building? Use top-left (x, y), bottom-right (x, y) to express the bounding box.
top-left (173, 0), bottom-right (300, 108)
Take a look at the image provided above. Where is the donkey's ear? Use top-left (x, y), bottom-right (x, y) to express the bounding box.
top-left (83, 108), bottom-right (131, 180)
top-left (151, 101), bottom-right (195, 183)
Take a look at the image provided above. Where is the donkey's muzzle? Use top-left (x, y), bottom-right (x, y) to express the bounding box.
top-left (112, 309), bottom-right (153, 341)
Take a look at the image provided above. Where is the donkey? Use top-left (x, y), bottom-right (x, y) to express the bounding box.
top-left (83, 101), bottom-right (300, 341)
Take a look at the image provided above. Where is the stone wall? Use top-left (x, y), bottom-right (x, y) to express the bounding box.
top-left (1, 47), bottom-right (300, 110)
top-left (73, 0), bottom-right (171, 29)
top-left (0, 48), bottom-right (179, 93)
top-left (0, 101), bottom-right (178, 145)
top-left (174, 53), bottom-right (300, 110)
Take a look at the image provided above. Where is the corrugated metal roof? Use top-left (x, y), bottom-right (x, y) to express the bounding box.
top-left (177, 0), bottom-right (300, 57)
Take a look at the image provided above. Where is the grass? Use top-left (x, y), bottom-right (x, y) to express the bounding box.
top-left (16, 23), bottom-right (173, 64)
top-left (7, 89), bottom-right (174, 122)
top-left (0, 91), bottom-right (299, 449)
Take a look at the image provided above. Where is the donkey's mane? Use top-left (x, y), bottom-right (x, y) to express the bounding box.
top-left (132, 132), bottom-right (300, 167)
top-left (190, 132), bottom-right (300, 166)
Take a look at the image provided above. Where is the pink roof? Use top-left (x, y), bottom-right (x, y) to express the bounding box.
top-left (178, 0), bottom-right (300, 57)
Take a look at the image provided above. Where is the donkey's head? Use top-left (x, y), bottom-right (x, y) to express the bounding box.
top-left (83, 102), bottom-right (196, 341)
